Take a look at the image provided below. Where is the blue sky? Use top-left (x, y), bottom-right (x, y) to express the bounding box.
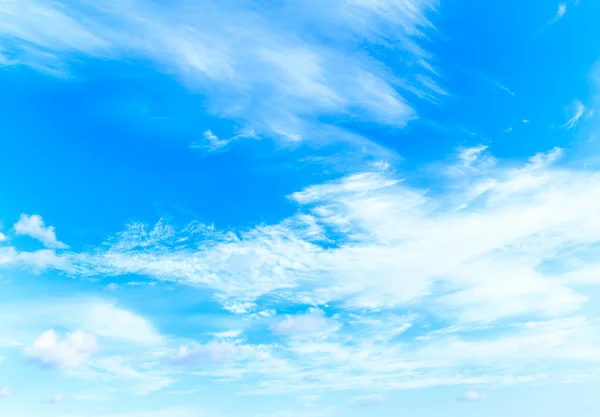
top-left (2, 0), bottom-right (600, 416)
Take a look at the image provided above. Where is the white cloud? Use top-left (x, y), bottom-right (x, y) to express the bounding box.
top-left (82, 355), bottom-right (174, 395)
top-left (7, 148), bottom-right (600, 393)
top-left (25, 329), bottom-right (97, 369)
top-left (546, 3), bottom-right (567, 26)
top-left (13, 214), bottom-right (68, 249)
top-left (458, 390), bottom-right (487, 402)
top-left (455, 145), bottom-right (495, 173)
top-left (534, 2), bottom-right (571, 38)
top-left (0, 0), bottom-right (441, 147)
top-left (165, 342), bottom-right (238, 367)
top-left (194, 128), bottom-right (258, 151)
top-left (0, 246), bottom-right (69, 271)
top-left (32, 147), bottom-right (600, 325)
top-left (271, 309), bottom-right (340, 337)
top-left (211, 330), bottom-right (242, 339)
top-left (45, 392), bottom-right (72, 404)
top-left (0, 386), bottom-right (11, 398)
top-left (0, 300), bottom-right (163, 347)
top-left (562, 100), bottom-right (586, 129)
top-left (83, 303), bottom-right (163, 346)
top-left (0, 232), bottom-right (7, 242)
top-left (352, 394), bottom-right (387, 406)
top-left (495, 82), bottom-right (516, 96)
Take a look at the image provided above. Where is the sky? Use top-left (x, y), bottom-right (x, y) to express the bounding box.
top-left (2, 0), bottom-right (600, 416)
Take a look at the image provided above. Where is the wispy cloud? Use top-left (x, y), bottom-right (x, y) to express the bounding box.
top-left (556, 3), bottom-right (568, 20)
top-left (533, 3), bottom-right (570, 39)
top-left (194, 128), bottom-right (258, 151)
top-left (562, 100), bottom-right (586, 129)
top-left (545, 3), bottom-right (568, 28)
top-left (495, 82), bottom-right (516, 97)
top-left (0, 0), bottom-right (442, 148)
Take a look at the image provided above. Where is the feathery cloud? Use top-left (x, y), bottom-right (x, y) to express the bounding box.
top-left (0, 0), bottom-right (442, 147)
top-left (562, 100), bottom-right (586, 129)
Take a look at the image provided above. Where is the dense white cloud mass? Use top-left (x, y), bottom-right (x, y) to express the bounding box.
top-left (2, 0), bottom-right (600, 415)
top-left (1, 147), bottom-right (595, 395)
top-left (28, 147), bottom-right (595, 330)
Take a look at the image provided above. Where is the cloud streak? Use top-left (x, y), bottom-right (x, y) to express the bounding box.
top-left (0, 0), bottom-right (442, 148)
top-left (562, 100), bottom-right (586, 129)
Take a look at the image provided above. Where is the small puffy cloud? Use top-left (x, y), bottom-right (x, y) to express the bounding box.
top-left (523, 119), bottom-right (530, 124)
top-left (25, 329), bottom-right (96, 369)
top-left (270, 308), bottom-right (339, 337)
top-left (0, 387), bottom-right (11, 398)
top-left (13, 214), bottom-right (68, 249)
top-left (0, 232), bottom-right (7, 243)
top-left (165, 342), bottom-right (238, 367)
top-left (458, 391), bottom-right (488, 402)
top-left (352, 394), bottom-right (387, 407)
